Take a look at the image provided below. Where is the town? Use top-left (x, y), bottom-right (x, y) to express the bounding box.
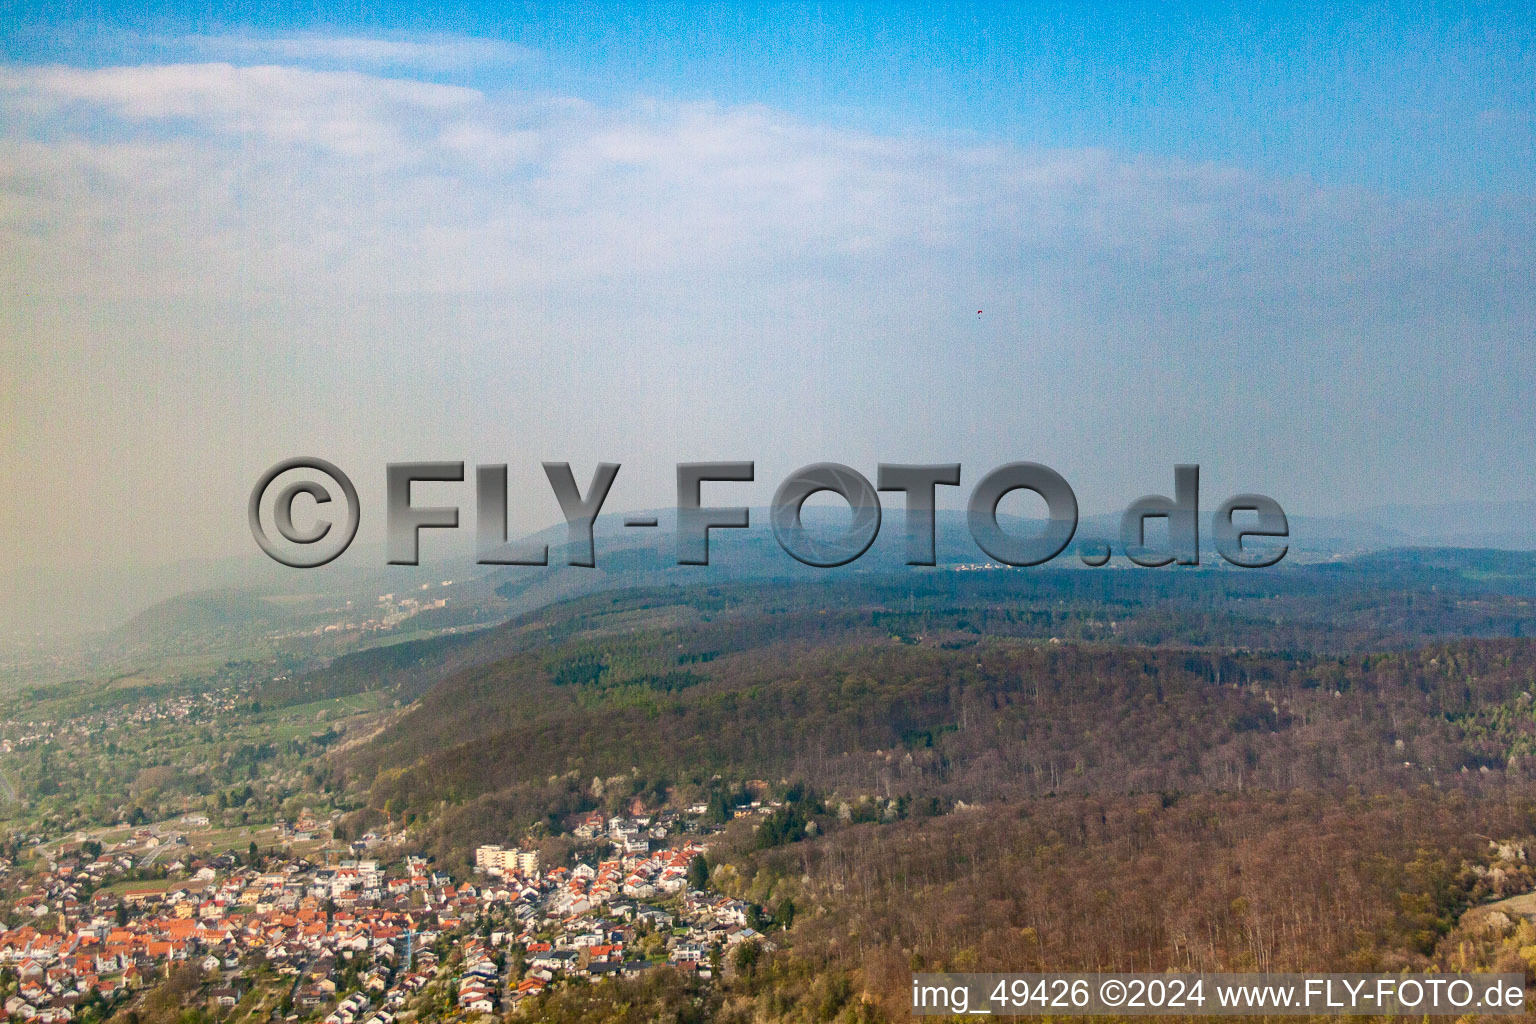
top-left (0, 808), bottom-right (768, 1024)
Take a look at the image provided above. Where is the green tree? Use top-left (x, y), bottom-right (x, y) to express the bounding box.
top-left (686, 854), bottom-right (709, 891)
top-left (731, 941), bottom-right (760, 977)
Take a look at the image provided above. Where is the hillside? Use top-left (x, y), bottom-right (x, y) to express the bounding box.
top-left (314, 555), bottom-right (1536, 1016)
top-left (109, 589), bottom-right (295, 650)
top-left (334, 557), bottom-right (1536, 842)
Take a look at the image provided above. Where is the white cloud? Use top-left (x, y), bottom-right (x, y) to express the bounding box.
top-left (0, 55), bottom-right (1533, 581)
top-left (2, 62), bottom-right (1527, 317)
top-left (158, 32), bottom-right (531, 71)
top-left (3, 59), bottom-right (1530, 334)
top-left (1, 63), bottom-right (478, 163)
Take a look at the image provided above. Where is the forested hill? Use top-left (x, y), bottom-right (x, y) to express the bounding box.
top-left (293, 547), bottom-right (1536, 712)
top-left (328, 554), bottom-right (1536, 862)
top-left (315, 555), bottom-right (1536, 1013)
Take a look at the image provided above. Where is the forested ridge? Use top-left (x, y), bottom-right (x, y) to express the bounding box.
top-left (320, 554), bottom-right (1536, 1020)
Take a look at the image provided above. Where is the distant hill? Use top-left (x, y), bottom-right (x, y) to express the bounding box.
top-left (30, 498), bottom-right (1527, 680)
top-left (297, 543), bottom-right (1536, 716)
top-left (110, 589), bottom-right (293, 649)
top-left (1355, 500), bottom-right (1536, 549)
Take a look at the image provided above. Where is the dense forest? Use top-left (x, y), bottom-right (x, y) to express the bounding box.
top-left (314, 551), bottom-right (1536, 1019)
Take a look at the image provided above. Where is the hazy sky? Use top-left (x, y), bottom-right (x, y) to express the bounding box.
top-left (2, 4), bottom-right (1534, 628)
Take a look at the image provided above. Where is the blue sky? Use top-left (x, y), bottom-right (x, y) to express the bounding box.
top-left (7, 3), bottom-right (1534, 195)
top-left (1, 4), bottom-right (1533, 629)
